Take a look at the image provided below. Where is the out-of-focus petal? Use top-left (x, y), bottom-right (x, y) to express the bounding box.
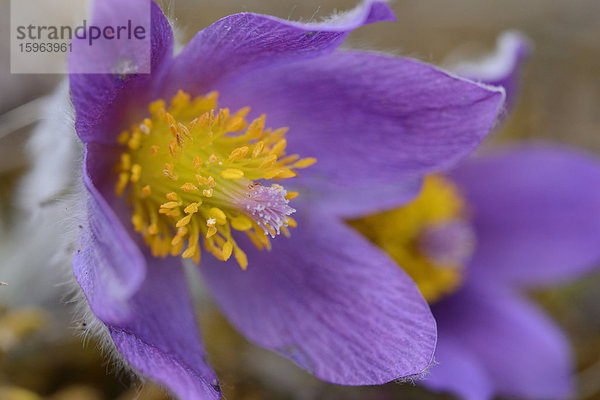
top-left (108, 256), bottom-right (221, 400)
top-left (450, 144), bottom-right (600, 287)
top-left (433, 282), bottom-right (574, 400)
top-left (70, 1), bottom-right (174, 143)
top-left (200, 211), bottom-right (436, 385)
top-left (219, 52), bottom-right (505, 217)
top-left (450, 31), bottom-right (532, 113)
top-left (162, 0), bottom-right (394, 96)
top-left (423, 335), bottom-right (493, 400)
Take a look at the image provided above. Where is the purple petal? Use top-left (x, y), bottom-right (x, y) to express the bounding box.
top-left (297, 177), bottom-right (423, 219)
top-left (199, 211), bottom-right (436, 385)
top-left (74, 146), bottom-right (146, 325)
top-left (69, 1), bottom-right (174, 143)
top-left (450, 143), bottom-right (600, 287)
top-left (218, 52), bottom-right (505, 217)
top-left (432, 282), bottom-right (574, 400)
top-left (423, 335), bottom-right (493, 400)
top-left (450, 31), bottom-right (532, 113)
top-left (161, 0), bottom-right (394, 96)
top-left (108, 256), bottom-right (221, 400)
top-left (77, 144), bottom-right (220, 398)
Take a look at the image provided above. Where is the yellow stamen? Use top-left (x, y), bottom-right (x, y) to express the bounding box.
top-left (176, 214), bottom-right (192, 228)
top-left (130, 164), bottom-right (142, 182)
top-left (113, 91), bottom-right (314, 269)
top-left (234, 247), bottom-right (248, 270)
top-left (294, 158), bottom-right (317, 168)
top-left (229, 146), bottom-right (249, 160)
top-left (118, 131), bottom-right (130, 144)
top-left (120, 153), bottom-right (131, 170)
top-left (209, 207), bottom-right (227, 225)
top-left (220, 169), bottom-right (244, 180)
top-left (206, 218), bottom-right (218, 238)
top-left (222, 242), bottom-right (233, 260)
top-left (252, 141), bottom-right (264, 159)
top-left (270, 139), bottom-right (287, 155)
top-left (231, 215), bottom-right (253, 231)
top-left (184, 202), bottom-right (199, 214)
top-left (160, 201), bottom-right (180, 209)
top-left (193, 156), bottom-right (203, 170)
top-left (181, 182), bottom-right (199, 192)
top-left (141, 185), bottom-right (152, 197)
top-left (286, 217), bottom-right (298, 228)
top-left (260, 154), bottom-right (277, 169)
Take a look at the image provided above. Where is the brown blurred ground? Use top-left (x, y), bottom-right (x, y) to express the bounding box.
top-left (0, 0), bottom-right (599, 399)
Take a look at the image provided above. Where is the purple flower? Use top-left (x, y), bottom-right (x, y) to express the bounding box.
top-left (68, 0), bottom-right (504, 398)
top-left (351, 33), bottom-right (600, 400)
top-left (422, 144), bottom-right (600, 400)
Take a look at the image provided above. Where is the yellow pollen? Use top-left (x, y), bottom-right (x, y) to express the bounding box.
top-left (229, 146), bottom-right (249, 160)
top-left (349, 175), bottom-right (474, 303)
top-left (130, 164), bottom-right (142, 182)
top-left (120, 153), bottom-right (131, 170)
top-left (132, 215), bottom-right (144, 231)
top-left (115, 172), bottom-right (129, 196)
top-left (128, 131), bottom-right (142, 150)
top-left (208, 154), bottom-right (219, 165)
top-left (148, 223), bottom-right (159, 235)
top-left (160, 201), bottom-right (180, 209)
top-left (176, 214), bottom-right (192, 228)
top-left (193, 156), bottom-right (203, 169)
top-left (206, 218), bottom-right (218, 238)
top-left (184, 202), bottom-right (199, 214)
top-left (114, 90), bottom-right (315, 269)
top-left (141, 185), bottom-right (152, 197)
top-left (181, 182), bottom-right (199, 192)
top-left (163, 163), bottom-right (177, 180)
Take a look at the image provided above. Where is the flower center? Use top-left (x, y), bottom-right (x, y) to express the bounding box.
top-left (348, 175), bottom-right (475, 303)
top-left (114, 90), bottom-right (316, 269)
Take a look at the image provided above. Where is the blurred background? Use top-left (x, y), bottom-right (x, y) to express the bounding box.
top-left (1, 0), bottom-right (599, 399)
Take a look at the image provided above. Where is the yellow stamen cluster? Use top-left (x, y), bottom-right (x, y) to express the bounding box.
top-left (115, 90), bottom-right (315, 269)
top-left (349, 175), bottom-right (474, 303)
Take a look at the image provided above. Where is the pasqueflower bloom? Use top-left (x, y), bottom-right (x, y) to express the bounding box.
top-left (68, 0), bottom-right (504, 398)
top-left (351, 33), bottom-right (600, 400)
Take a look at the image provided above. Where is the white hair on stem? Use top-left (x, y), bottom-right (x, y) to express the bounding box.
top-left (7, 79), bottom-right (152, 390)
